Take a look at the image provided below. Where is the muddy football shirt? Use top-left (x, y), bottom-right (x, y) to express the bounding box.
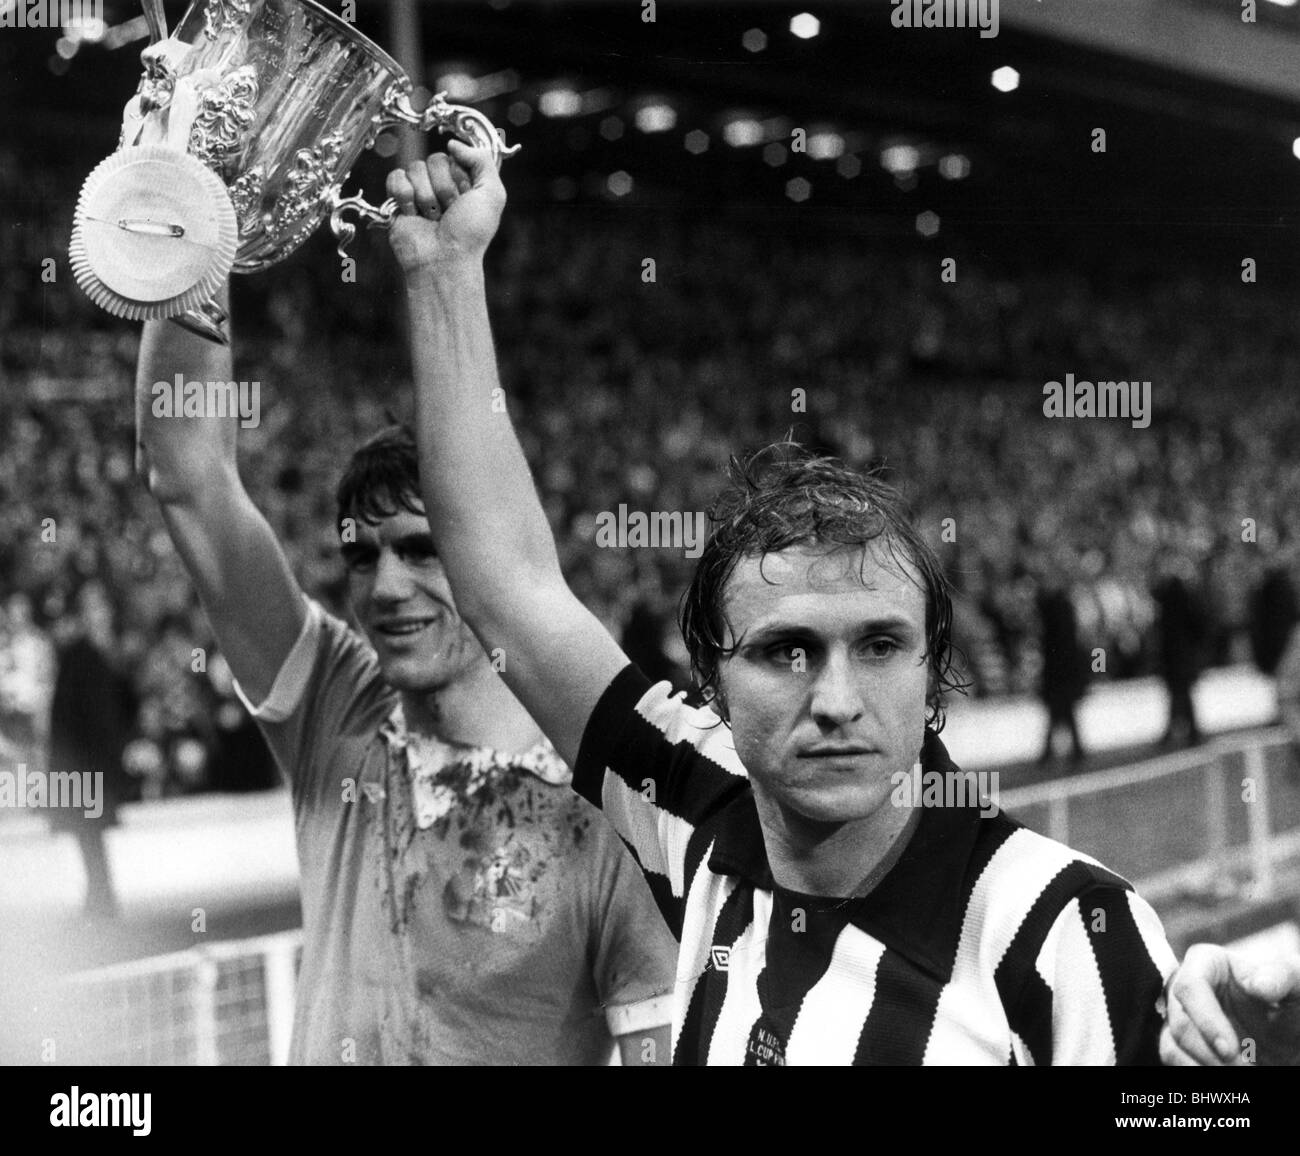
top-left (237, 600), bottom-right (676, 1065)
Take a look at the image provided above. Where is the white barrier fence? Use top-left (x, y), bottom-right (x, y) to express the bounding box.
top-left (58, 931), bottom-right (302, 1066)
top-left (57, 728), bottom-right (1300, 1065)
top-left (1001, 727), bottom-right (1300, 906)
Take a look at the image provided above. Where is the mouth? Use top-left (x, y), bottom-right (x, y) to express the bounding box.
top-left (797, 746), bottom-right (878, 760)
top-left (373, 616), bottom-right (441, 643)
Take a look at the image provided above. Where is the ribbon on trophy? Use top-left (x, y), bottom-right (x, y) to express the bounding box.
top-left (70, 31), bottom-right (239, 326)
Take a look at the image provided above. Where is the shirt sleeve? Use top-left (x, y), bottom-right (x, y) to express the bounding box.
top-left (585, 814), bottom-right (679, 1040)
top-left (232, 597), bottom-right (395, 803)
top-left (1025, 884), bottom-right (1177, 1066)
top-left (573, 662), bottom-right (752, 923)
top-left (232, 596), bottom-right (323, 724)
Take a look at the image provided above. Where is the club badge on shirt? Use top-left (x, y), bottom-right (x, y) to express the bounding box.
top-left (443, 841), bottom-right (539, 933)
top-left (746, 1021), bottom-right (788, 1066)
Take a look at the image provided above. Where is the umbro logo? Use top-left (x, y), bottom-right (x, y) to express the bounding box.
top-left (710, 945), bottom-right (731, 971)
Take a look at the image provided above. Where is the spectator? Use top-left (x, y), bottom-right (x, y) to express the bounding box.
top-left (1034, 549), bottom-right (1088, 766)
top-left (1248, 550), bottom-right (1298, 679)
top-left (1151, 551), bottom-right (1209, 748)
top-left (47, 580), bottom-right (137, 918)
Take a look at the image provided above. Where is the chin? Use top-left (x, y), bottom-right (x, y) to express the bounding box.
top-left (377, 652), bottom-right (461, 693)
top-left (777, 778), bottom-right (894, 826)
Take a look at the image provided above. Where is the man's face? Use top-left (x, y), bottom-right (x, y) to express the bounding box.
top-left (342, 506), bottom-right (482, 692)
top-left (6, 593), bottom-right (31, 628)
top-left (79, 585), bottom-right (114, 641)
top-left (717, 541), bottom-right (931, 826)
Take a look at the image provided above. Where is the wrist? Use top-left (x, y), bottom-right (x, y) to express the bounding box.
top-left (402, 254), bottom-right (486, 292)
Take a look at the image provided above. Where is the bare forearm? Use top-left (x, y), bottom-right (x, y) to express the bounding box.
top-left (406, 260), bottom-right (561, 615)
top-left (135, 291), bottom-right (237, 502)
top-left (133, 293), bottom-right (306, 703)
top-left (389, 145), bottom-right (631, 764)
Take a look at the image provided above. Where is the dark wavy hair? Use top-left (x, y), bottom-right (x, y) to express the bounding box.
top-left (679, 442), bottom-right (967, 732)
top-left (334, 423), bottom-right (424, 532)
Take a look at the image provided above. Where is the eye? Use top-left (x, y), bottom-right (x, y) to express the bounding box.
top-left (400, 546), bottom-right (438, 567)
top-left (765, 642), bottom-right (808, 666)
top-left (863, 638), bottom-right (900, 660)
top-left (342, 548), bottom-right (377, 572)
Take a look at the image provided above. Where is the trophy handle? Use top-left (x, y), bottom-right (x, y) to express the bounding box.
top-left (328, 90), bottom-right (519, 268)
top-left (141, 0), bottom-right (168, 44)
top-left (328, 189), bottom-right (399, 261)
top-left (381, 88), bottom-right (522, 166)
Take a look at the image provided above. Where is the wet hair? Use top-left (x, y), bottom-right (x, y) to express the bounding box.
top-left (678, 441), bottom-right (967, 732)
top-left (334, 423), bottom-right (425, 533)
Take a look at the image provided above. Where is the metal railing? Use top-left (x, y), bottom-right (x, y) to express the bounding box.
top-left (1002, 727), bottom-right (1300, 904)
top-left (57, 930), bottom-right (301, 1066)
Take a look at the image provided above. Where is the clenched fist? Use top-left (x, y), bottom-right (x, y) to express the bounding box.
top-left (386, 139), bottom-right (506, 273)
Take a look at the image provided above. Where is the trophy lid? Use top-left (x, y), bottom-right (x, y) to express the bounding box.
top-left (70, 145), bottom-right (237, 321)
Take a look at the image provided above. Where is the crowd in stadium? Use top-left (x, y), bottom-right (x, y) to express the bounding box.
top-left (3, 179), bottom-right (1300, 798)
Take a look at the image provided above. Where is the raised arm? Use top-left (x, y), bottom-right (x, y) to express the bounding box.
top-left (135, 296), bottom-right (306, 705)
top-left (387, 143), bottom-right (628, 767)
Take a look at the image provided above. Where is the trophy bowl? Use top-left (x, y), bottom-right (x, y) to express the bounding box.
top-left (70, 0), bottom-right (519, 341)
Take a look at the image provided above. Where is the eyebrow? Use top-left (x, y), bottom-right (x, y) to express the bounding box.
top-left (389, 533), bottom-right (436, 553)
top-left (339, 533), bottom-right (437, 558)
top-left (740, 616), bottom-right (920, 647)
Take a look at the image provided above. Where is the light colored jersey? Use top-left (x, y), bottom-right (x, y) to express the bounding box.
top-left (238, 600), bottom-right (676, 1065)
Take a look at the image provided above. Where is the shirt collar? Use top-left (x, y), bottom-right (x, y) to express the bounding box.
top-left (379, 701), bottom-right (571, 787)
top-left (706, 730), bottom-right (985, 983)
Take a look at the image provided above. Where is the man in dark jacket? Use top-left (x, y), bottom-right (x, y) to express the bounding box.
top-left (1036, 550), bottom-right (1088, 766)
top-left (48, 581), bottom-right (136, 918)
top-left (1248, 556), bottom-right (1297, 678)
top-left (1151, 551), bottom-right (1208, 748)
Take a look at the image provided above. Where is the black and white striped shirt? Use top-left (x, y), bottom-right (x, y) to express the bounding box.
top-left (574, 665), bottom-right (1178, 1065)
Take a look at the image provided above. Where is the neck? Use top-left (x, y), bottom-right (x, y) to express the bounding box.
top-left (754, 792), bottom-right (918, 897)
top-left (401, 661), bottom-right (544, 754)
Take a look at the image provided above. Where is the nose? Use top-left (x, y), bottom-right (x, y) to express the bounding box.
top-left (371, 547), bottom-right (414, 605)
top-left (808, 648), bottom-right (866, 729)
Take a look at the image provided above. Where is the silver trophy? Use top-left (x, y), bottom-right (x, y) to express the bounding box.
top-left (70, 0), bottom-right (519, 342)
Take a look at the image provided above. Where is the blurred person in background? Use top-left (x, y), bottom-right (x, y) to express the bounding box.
top-left (47, 580), bottom-right (136, 919)
top-left (1249, 544), bottom-right (1299, 743)
top-left (1248, 547), bottom-right (1298, 686)
top-left (1035, 548), bottom-right (1088, 767)
top-left (134, 293), bottom-right (675, 1066)
top-left (1151, 548), bottom-right (1209, 748)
